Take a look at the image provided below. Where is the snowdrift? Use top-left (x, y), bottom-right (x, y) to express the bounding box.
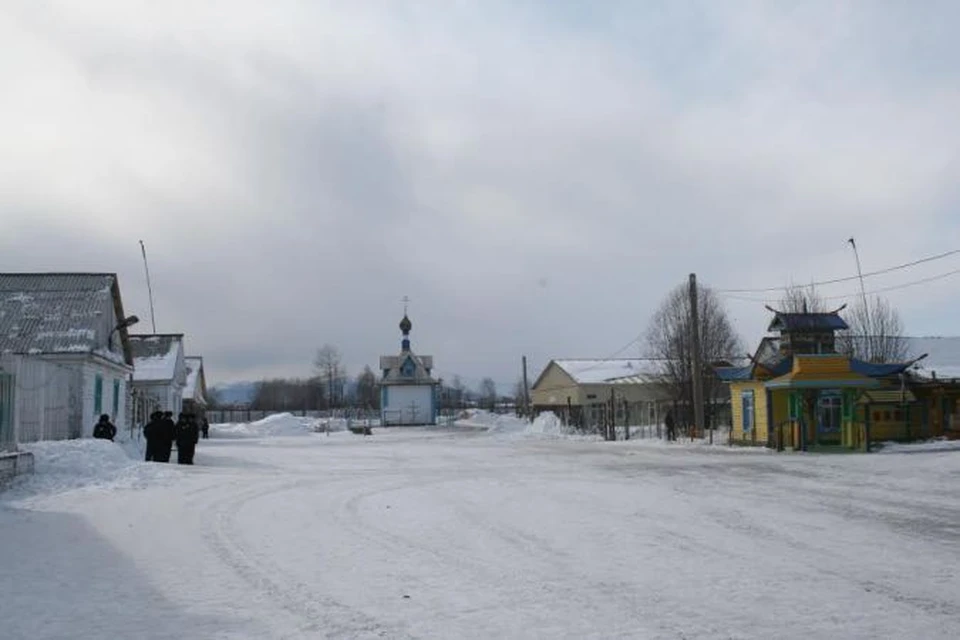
top-left (3, 438), bottom-right (175, 503)
top-left (211, 412), bottom-right (335, 438)
top-left (457, 410), bottom-right (590, 439)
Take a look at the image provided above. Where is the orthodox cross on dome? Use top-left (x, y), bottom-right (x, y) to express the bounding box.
top-left (399, 295), bottom-right (413, 351)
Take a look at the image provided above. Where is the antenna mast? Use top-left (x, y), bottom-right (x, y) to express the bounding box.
top-left (139, 240), bottom-right (157, 333)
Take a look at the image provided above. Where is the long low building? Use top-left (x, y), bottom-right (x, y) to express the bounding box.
top-left (530, 359), bottom-right (673, 429)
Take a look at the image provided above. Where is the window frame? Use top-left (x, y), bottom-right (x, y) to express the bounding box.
top-left (741, 390), bottom-right (755, 433)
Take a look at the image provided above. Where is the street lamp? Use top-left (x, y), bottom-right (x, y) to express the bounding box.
top-left (108, 315), bottom-right (140, 350)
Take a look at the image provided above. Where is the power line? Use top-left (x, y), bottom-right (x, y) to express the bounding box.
top-left (720, 266), bottom-right (960, 304)
top-left (715, 248), bottom-right (960, 294)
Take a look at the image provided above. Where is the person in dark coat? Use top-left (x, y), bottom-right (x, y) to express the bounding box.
top-left (153, 411), bottom-right (176, 463)
top-left (665, 410), bottom-right (676, 442)
top-left (143, 411), bottom-right (160, 461)
top-left (175, 412), bottom-right (199, 465)
top-left (200, 415), bottom-right (210, 439)
top-left (93, 414), bottom-right (117, 441)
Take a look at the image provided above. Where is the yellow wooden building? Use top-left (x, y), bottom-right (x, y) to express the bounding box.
top-left (716, 309), bottom-right (957, 451)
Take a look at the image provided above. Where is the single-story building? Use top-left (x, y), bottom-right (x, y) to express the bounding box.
top-left (0, 273), bottom-right (138, 448)
top-left (181, 356), bottom-right (208, 417)
top-left (380, 313), bottom-right (439, 426)
top-left (129, 334), bottom-right (188, 418)
top-left (716, 309), bottom-right (960, 450)
top-left (530, 359), bottom-right (672, 429)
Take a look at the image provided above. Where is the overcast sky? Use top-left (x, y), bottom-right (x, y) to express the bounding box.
top-left (3, 1), bottom-right (959, 391)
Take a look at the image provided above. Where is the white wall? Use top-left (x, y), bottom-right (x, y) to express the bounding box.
top-left (132, 381), bottom-right (182, 414)
top-left (383, 385), bottom-right (435, 425)
top-left (12, 356), bottom-right (79, 442)
top-left (80, 361), bottom-right (129, 438)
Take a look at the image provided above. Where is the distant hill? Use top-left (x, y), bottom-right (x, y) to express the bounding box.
top-left (211, 381), bottom-right (257, 406)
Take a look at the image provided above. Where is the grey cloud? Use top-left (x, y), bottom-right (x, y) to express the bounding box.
top-left (3, 1), bottom-right (960, 389)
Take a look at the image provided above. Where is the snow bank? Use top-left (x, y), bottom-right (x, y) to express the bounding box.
top-left (458, 410), bottom-right (594, 440)
top-left (211, 412), bottom-right (331, 438)
top-left (875, 439), bottom-right (960, 454)
top-left (2, 439), bottom-right (176, 504)
top-left (525, 411), bottom-right (568, 436)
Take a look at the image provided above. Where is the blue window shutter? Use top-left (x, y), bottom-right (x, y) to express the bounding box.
top-left (94, 375), bottom-right (104, 415)
top-left (113, 379), bottom-right (121, 417)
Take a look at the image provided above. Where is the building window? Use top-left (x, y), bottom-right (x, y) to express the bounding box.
top-left (113, 379), bottom-right (121, 418)
top-left (818, 391), bottom-right (842, 433)
top-left (741, 390), bottom-right (755, 433)
top-left (94, 374), bottom-right (104, 415)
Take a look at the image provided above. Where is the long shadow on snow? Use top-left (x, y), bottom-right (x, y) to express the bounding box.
top-left (0, 508), bottom-right (248, 640)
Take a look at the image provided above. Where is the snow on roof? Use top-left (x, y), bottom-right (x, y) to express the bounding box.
top-left (904, 337), bottom-right (960, 380)
top-left (182, 356), bottom-right (205, 401)
top-left (0, 273), bottom-right (118, 356)
top-left (553, 359), bottom-right (661, 384)
top-left (130, 334), bottom-right (183, 382)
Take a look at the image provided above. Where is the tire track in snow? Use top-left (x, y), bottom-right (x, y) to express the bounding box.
top-left (201, 477), bottom-right (421, 640)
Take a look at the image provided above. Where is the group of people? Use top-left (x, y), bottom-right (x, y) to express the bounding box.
top-left (143, 411), bottom-right (210, 465)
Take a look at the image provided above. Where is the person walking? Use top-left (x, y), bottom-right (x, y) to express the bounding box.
top-left (200, 415), bottom-right (210, 439)
top-left (93, 414), bottom-right (117, 441)
top-left (143, 411), bottom-right (161, 461)
top-left (665, 410), bottom-right (676, 442)
top-left (175, 412), bottom-right (199, 465)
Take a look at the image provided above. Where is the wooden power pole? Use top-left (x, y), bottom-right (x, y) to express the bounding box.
top-left (521, 355), bottom-right (531, 420)
top-left (689, 273), bottom-right (707, 443)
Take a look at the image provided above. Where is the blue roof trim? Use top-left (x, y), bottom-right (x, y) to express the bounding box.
top-left (715, 366), bottom-right (753, 382)
top-left (766, 379), bottom-right (881, 390)
top-left (762, 357), bottom-right (793, 377)
top-left (849, 360), bottom-right (911, 377)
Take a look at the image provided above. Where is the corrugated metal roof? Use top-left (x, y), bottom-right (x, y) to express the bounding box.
top-left (130, 334), bottom-right (183, 382)
top-left (768, 312), bottom-right (849, 333)
top-left (859, 389), bottom-right (916, 404)
top-left (554, 359), bottom-right (661, 384)
top-left (0, 273), bottom-right (122, 358)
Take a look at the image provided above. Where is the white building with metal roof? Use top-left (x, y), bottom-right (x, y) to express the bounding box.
top-left (0, 273), bottom-right (138, 446)
top-left (129, 334), bottom-right (188, 416)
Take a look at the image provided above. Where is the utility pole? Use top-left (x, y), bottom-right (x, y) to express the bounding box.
top-left (609, 387), bottom-right (616, 441)
top-left (139, 240), bottom-right (157, 333)
top-left (848, 237), bottom-right (871, 358)
top-left (521, 356), bottom-right (531, 420)
top-left (689, 273), bottom-right (706, 443)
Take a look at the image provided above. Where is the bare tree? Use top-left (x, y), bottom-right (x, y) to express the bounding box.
top-left (250, 377), bottom-right (325, 411)
top-left (513, 378), bottom-right (528, 416)
top-left (778, 283), bottom-right (826, 313)
top-left (479, 377), bottom-right (498, 411)
top-left (451, 375), bottom-right (465, 409)
top-left (837, 295), bottom-right (907, 363)
top-left (646, 282), bottom-right (742, 430)
top-left (314, 344), bottom-right (345, 408)
top-left (355, 366), bottom-right (379, 409)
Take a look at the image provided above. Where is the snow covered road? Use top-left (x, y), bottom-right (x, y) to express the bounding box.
top-left (3, 423), bottom-right (960, 639)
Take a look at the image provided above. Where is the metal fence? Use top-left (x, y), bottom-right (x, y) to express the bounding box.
top-left (206, 408), bottom-right (381, 424)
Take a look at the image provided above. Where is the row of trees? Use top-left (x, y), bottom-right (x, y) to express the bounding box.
top-left (644, 280), bottom-right (907, 428)
top-left (236, 343), bottom-right (504, 412)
